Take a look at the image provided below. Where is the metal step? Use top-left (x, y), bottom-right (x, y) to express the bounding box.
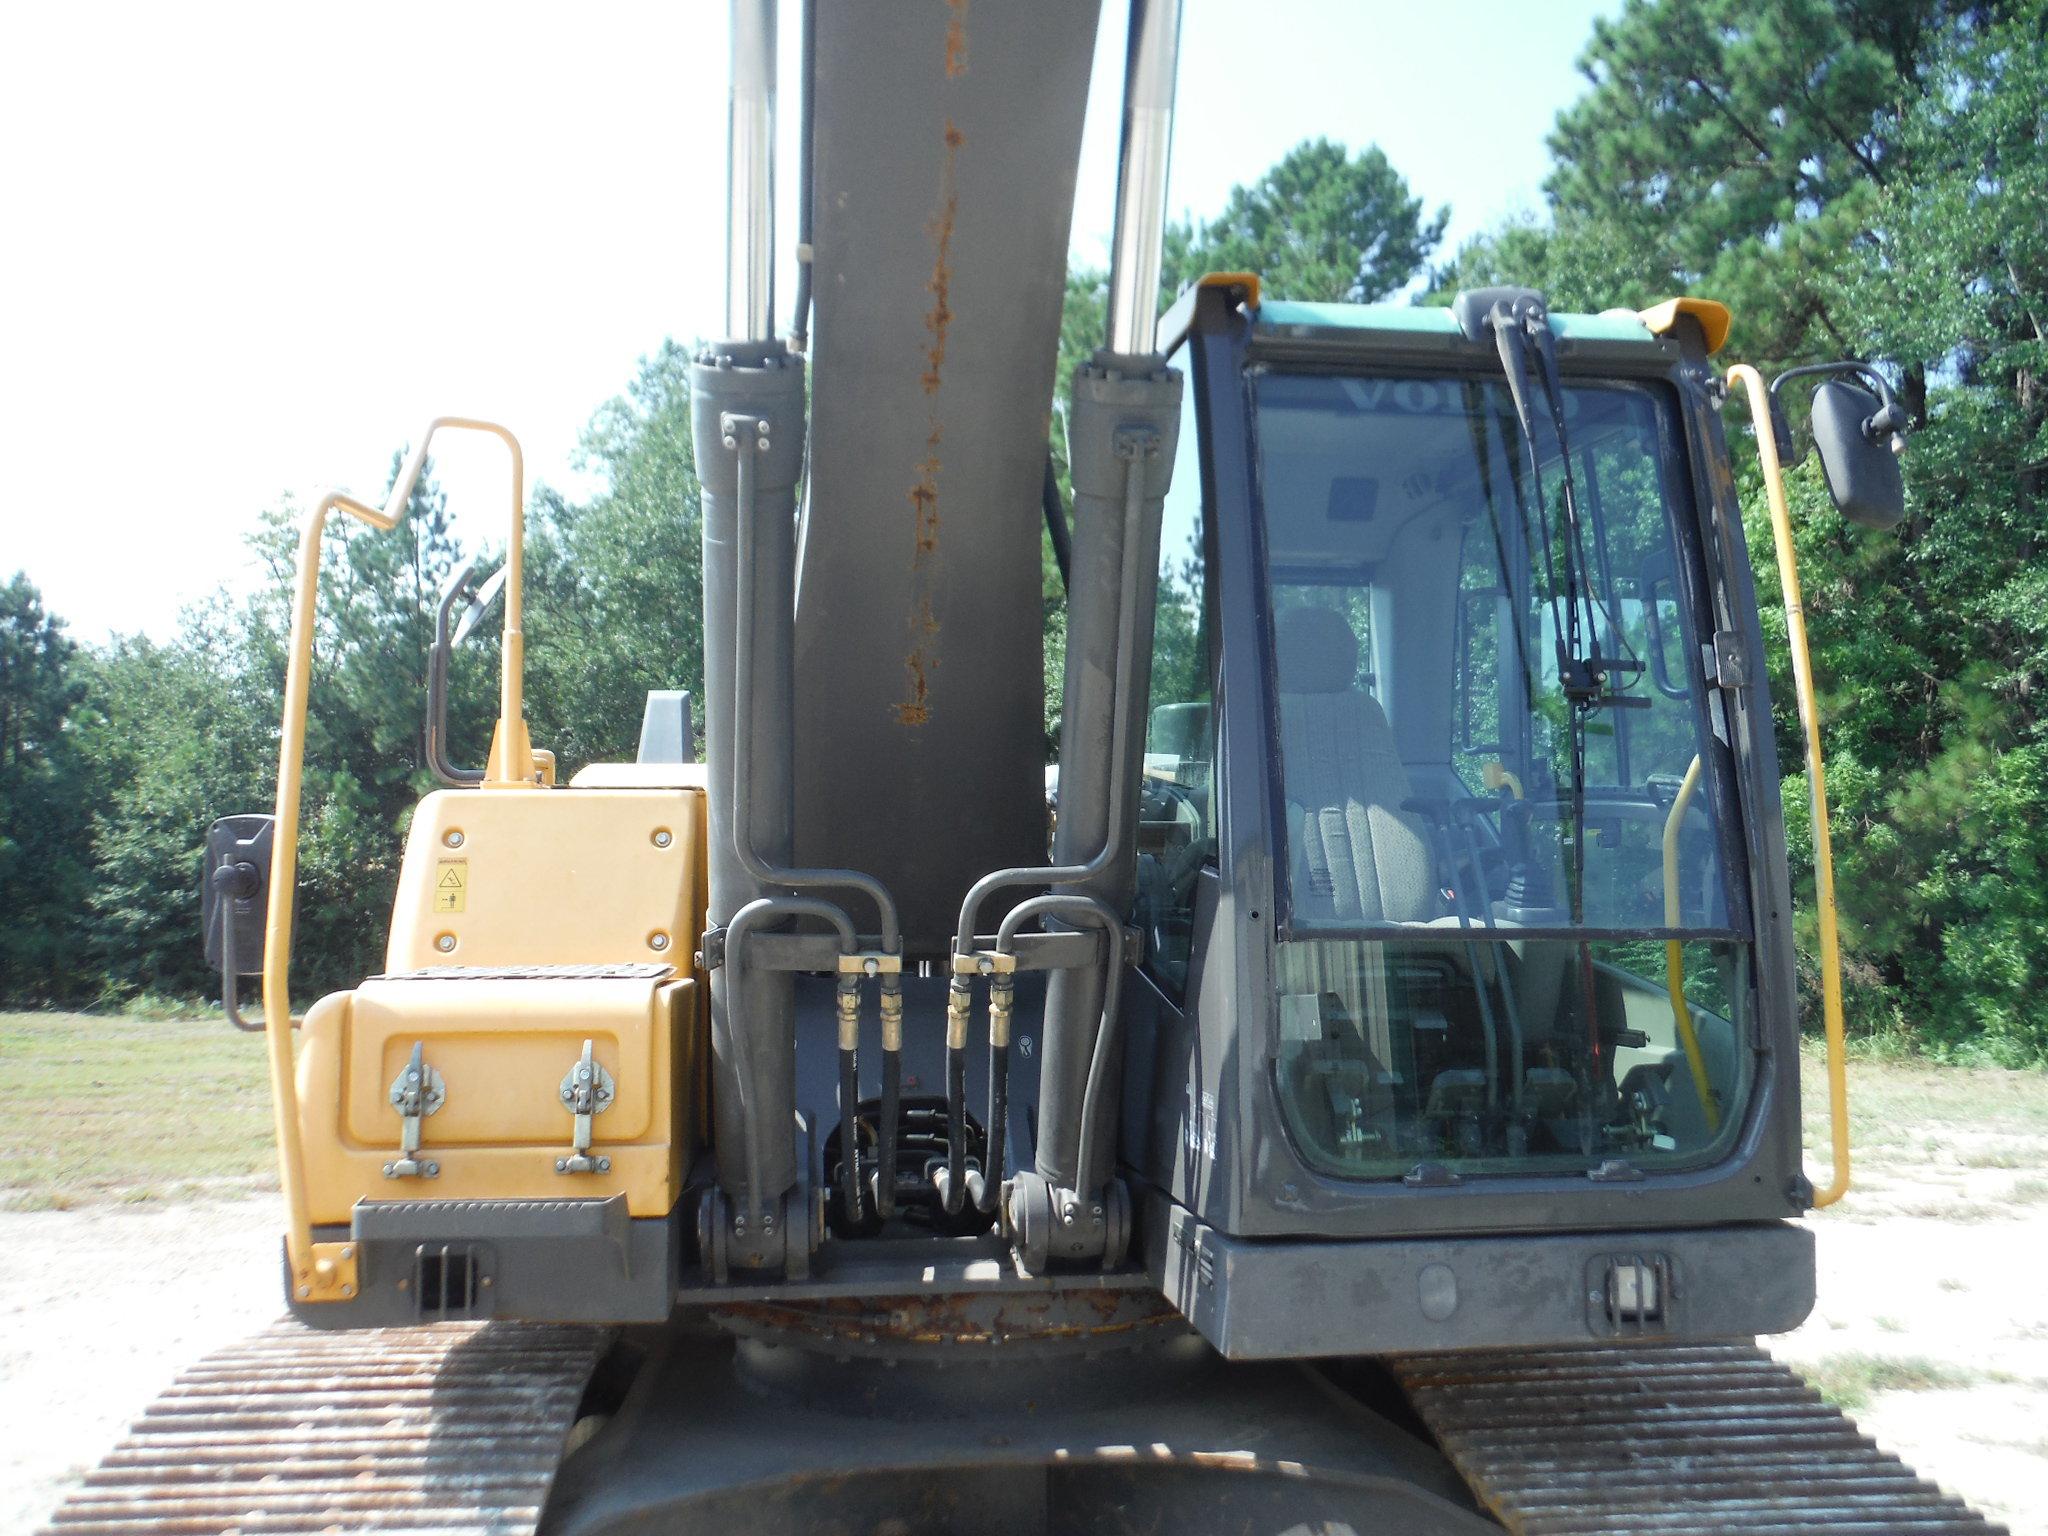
top-left (1392, 1340), bottom-right (2008, 1535)
top-left (41, 1320), bottom-right (608, 1536)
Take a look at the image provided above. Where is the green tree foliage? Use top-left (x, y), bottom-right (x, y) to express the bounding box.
top-left (0, 575), bottom-right (97, 1001)
top-left (526, 340), bottom-right (705, 771)
top-left (1166, 138), bottom-right (1447, 304)
top-left (1442, 0), bottom-right (2048, 1060)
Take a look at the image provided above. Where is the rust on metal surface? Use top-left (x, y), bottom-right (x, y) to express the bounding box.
top-left (42, 1320), bottom-right (609, 1536)
top-left (1391, 1341), bottom-right (2007, 1536)
top-left (944, 0), bottom-right (969, 78)
top-left (896, 81), bottom-right (967, 728)
top-left (712, 1288), bottom-right (1179, 1350)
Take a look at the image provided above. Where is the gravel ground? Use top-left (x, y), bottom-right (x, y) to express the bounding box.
top-left (0, 1195), bottom-right (280, 1533)
top-left (5, 1189), bottom-right (2042, 1532)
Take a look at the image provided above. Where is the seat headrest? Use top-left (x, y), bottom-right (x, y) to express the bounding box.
top-left (1275, 605), bottom-right (1360, 693)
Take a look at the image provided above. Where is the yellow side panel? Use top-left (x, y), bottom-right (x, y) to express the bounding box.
top-left (387, 787), bottom-right (705, 972)
top-left (297, 977), bottom-right (699, 1224)
top-left (343, 976), bottom-right (662, 1144)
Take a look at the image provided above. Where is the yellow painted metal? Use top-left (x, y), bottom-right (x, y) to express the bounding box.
top-left (1727, 363), bottom-right (1851, 1207)
top-left (1661, 754), bottom-right (1720, 1133)
top-left (262, 418), bottom-right (538, 1299)
top-left (296, 977), bottom-right (698, 1224)
top-left (1198, 269), bottom-right (1262, 306)
top-left (1639, 296), bottom-right (1734, 355)
top-left (388, 787), bottom-right (705, 972)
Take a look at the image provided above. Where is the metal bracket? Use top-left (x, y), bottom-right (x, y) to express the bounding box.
top-left (384, 1041), bottom-right (445, 1179)
top-left (556, 1038), bottom-right (616, 1175)
top-left (1707, 631), bottom-right (1746, 689)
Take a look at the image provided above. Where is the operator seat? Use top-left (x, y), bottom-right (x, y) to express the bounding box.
top-left (1274, 605), bottom-right (1434, 925)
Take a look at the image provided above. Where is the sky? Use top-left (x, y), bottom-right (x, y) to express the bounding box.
top-left (0, 0), bottom-right (1617, 643)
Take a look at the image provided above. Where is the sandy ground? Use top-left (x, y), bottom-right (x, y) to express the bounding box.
top-left (0, 1195), bottom-right (281, 1533)
top-left (3, 1189), bottom-right (2043, 1532)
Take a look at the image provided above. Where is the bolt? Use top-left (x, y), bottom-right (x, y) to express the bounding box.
top-left (436, 933), bottom-right (456, 953)
top-left (297, 1284), bottom-right (311, 1299)
top-left (341, 1245), bottom-right (355, 1260)
top-left (480, 1275), bottom-right (493, 1288)
top-left (649, 931), bottom-right (671, 952)
top-left (652, 828), bottom-right (673, 848)
top-left (425, 1162), bottom-right (438, 1176)
top-left (722, 434), bottom-right (737, 450)
top-left (382, 1163), bottom-right (394, 1177)
top-left (864, 957), bottom-right (879, 977)
top-left (443, 829), bottom-right (464, 848)
top-left (341, 1283), bottom-right (355, 1298)
top-left (598, 1157), bottom-right (612, 1172)
top-left (556, 1158), bottom-right (568, 1172)
top-left (562, 1086), bottom-right (573, 1100)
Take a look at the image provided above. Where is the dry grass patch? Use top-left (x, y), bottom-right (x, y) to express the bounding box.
top-left (0, 1012), bottom-right (276, 1209)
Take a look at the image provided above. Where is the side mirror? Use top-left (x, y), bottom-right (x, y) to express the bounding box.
top-left (1810, 379), bottom-right (1907, 531)
top-left (201, 815), bottom-right (275, 1031)
top-left (1769, 362), bottom-right (1910, 531)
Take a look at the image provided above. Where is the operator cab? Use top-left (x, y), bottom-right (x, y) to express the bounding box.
top-left (1127, 284), bottom-right (1807, 1345)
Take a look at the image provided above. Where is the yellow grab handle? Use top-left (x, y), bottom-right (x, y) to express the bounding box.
top-left (263, 418), bottom-right (530, 1301)
top-left (1725, 365), bottom-right (1850, 1208)
top-left (1661, 754), bottom-right (1719, 1133)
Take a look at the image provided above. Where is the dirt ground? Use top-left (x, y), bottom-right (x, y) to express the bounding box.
top-left (3, 1032), bottom-right (2044, 1531)
top-left (6, 1189), bottom-right (2043, 1533)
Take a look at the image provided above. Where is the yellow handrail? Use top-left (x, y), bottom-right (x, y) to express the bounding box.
top-left (1725, 365), bottom-right (1850, 1208)
top-left (262, 418), bottom-right (530, 1303)
top-left (1661, 755), bottom-right (1720, 1133)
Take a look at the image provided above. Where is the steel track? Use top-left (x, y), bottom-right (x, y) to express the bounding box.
top-left (41, 1320), bottom-right (608, 1536)
top-left (1392, 1341), bottom-right (2009, 1535)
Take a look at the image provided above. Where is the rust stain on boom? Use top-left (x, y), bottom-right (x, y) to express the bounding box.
top-left (897, 107), bottom-right (966, 728)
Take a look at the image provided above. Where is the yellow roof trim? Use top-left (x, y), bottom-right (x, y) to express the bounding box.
top-left (1197, 271), bottom-right (1261, 308)
top-left (1639, 297), bottom-right (1732, 355)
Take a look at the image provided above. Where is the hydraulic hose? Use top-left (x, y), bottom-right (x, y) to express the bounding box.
top-left (952, 435), bottom-right (1153, 957)
top-left (722, 896), bottom-right (855, 1235)
top-left (836, 968), bottom-right (864, 1223)
top-left (993, 895), bottom-right (1122, 1215)
top-left (731, 430), bottom-right (901, 955)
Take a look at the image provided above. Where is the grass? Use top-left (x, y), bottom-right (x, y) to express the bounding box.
top-left (1798, 1351), bottom-right (1984, 1413)
top-left (1799, 1041), bottom-right (2048, 1162)
top-left (0, 1011), bottom-right (276, 1210)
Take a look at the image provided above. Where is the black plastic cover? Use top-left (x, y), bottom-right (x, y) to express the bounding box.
top-left (1810, 378), bottom-right (1907, 530)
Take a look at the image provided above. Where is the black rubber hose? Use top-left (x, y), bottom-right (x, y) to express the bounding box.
top-left (837, 1039), bottom-right (862, 1224)
top-left (941, 984), bottom-right (971, 1215)
top-left (975, 1040), bottom-right (1008, 1215)
top-left (1042, 449), bottom-right (1071, 590)
top-left (876, 1033), bottom-right (901, 1218)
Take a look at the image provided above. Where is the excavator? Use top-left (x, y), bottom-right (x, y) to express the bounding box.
top-left (49, 2), bottom-right (2004, 1532)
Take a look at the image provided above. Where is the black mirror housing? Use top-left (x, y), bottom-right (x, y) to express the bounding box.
top-left (202, 814), bottom-right (274, 977)
top-left (1810, 378), bottom-right (1907, 531)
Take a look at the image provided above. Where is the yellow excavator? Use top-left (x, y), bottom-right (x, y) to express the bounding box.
top-left (50, 3), bottom-right (2003, 1532)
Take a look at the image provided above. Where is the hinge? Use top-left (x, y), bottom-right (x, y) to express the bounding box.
top-left (1705, 631), bottom-right (1746, 689)
top-left (384, 1041), bottom-right (445, 1179)
top-left (556, 1038), bottom-right (616, 1175)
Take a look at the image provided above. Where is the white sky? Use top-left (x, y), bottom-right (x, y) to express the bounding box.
top-left (0, 0), bottom-right (1614, 642)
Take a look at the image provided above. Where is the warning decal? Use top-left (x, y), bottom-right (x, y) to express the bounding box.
top-left (433, 859), bottom-right (467, 913)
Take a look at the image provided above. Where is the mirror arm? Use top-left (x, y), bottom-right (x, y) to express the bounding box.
top-left (209, 859), bottom-right (269, 1033)
top-left (1768, 360), bottom-right (1909, 465)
